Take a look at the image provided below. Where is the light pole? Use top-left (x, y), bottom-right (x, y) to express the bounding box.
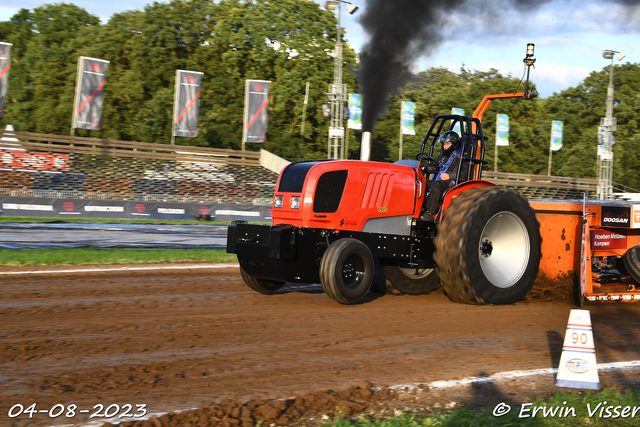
top-left (597, 49), bottom-right (625, 200)
top-left (323, 1), bottom-right (358, 159)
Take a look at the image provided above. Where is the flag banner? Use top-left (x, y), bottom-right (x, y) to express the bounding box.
top-left (598, 125), bottom-right (609, 149)
top-left (551, 120), bottom-right (564, 151)
top-left (496, 114), bottom-right (509, 146)
top-left (0, 43), bottom-right (11, 119)
top-left (597, 125), bottom-right (607, 157)
top-left (401, 101), bottom-right (416, 135)
top-left (72, 57), bottom-right (109, 130)
top-left (348, 93), bottom-right (362, 130)
top-left (243, 80), bottom-right (271, 143)
top-left (173, 70), bottom-right (203, 137)
top-left (451, 108), bottom-right (464, 135)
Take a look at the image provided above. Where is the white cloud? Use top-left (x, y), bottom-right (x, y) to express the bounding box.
top-left (534, 62), bottom-right (594, 86)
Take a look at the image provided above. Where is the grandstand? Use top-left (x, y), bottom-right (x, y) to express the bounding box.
top-left (0, 130), bottom-right (599, 209)
top-left (0, 130), bottom-right (278, 206)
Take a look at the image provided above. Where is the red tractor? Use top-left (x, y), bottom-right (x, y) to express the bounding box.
top-left (228, 46), bottom-right (542, 305)
top-left (228, 113), bottom-right (542, 305)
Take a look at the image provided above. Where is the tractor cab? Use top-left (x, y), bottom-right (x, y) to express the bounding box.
top-left (415, 114), bottom-right (490, 218)
top-left (418, 114), bottom-right (488, 185)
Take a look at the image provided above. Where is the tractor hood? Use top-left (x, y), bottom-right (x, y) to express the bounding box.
top-left (271, 160), bottom-right (422, 232)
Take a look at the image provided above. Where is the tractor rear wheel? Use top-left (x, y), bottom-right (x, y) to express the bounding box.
top-left (383, 265), bottom-right (440, 295)
top-left (624, 245), bottom-right (640, 284)
top-left (320, 238), bottom-right (374, 304)
top-left (434, 187), bottom-right (541, 304)
top-left (239, 265), bottom-right (285, 294)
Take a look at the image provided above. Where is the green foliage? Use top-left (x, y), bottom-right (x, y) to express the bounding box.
top-left (364, 63), bottom-right (640, 191)
top-left (2, 2), bottom-right (640, 187)
top-left (0, 248), bottom-right (237, 265)
top-left (373, 67), bottom-right (546, 174)
top-left (0, 0), bottom-right (355, 160)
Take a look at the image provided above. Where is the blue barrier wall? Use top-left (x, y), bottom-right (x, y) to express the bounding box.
top-left (0, 196), bottom-right (272, 223)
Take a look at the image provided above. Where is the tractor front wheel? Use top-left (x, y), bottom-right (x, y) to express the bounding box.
top-left (239, 265), bottom-right (285, 294)
top-left (434, 187), bottom-right (542, 304)
top-left (320, 238), bottom-right (375, 304)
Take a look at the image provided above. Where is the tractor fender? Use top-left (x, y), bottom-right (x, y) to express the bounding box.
top-left (439, 180), bottom-right (497, 221)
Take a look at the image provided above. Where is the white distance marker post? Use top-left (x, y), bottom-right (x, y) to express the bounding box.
top-left (556, 309), bottom-right (599, 390)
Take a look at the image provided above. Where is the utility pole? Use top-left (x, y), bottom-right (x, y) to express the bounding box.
top-left (597, 50), bottom-right (624, 200)
top-left (299, 82), bottom-right (310, 161)
top-left (324, 1), bottom-right (358, 159)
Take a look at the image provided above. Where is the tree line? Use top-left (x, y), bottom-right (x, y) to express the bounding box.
top-left (1, 0), bottom-right (639, 190)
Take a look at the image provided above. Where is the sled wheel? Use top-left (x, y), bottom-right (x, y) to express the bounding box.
top-left (434, 186), bottom-right (542, 304)
top-left (239, 265), bottom-right (285, 294)
top-left (624, 245), bottom-right (640, 284)
top-left (320, 238), bottom-right (374, 304)
top-left (383, 265), bottom-right (440, 295)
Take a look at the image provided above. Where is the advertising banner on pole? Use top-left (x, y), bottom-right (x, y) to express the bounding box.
top-left (496, 114), bottom-right (510, 146)
top-left (173, 70), bottom-right (203, 138)
top-left (243, 80), bottom-right (271, 143)
top-left (72, 57), bottom-right (109, 130)
top-left (551, 120), bottom-right (564, 151)
top-left (451, 108), bottom-right (464, 135)
top-left (0, 42), bottom-right (11, 119)
top-left (348, 93), bottom-right (362, 130)
top-left (401, 101), bottom-right (416, 135)
top-left (597, 125), bottom-right (607, 157)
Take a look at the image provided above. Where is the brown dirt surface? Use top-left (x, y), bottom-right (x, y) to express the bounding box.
top-left (2, 264), bottom-right (640, 427)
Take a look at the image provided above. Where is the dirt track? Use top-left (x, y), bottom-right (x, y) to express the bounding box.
top-left (2, 263), bottom-right (640, 427)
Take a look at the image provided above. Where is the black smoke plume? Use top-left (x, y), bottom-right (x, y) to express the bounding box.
top-left (356, 0), bottom-right (554, 132)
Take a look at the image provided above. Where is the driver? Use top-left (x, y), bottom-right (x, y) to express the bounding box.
top-left (420, 131), bottom-right (467, 221)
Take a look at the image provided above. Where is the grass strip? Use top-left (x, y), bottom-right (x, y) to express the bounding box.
top-left (324, 387), bottom-right (640, 426)
top-left (0, 248), bottom-right (237, 266)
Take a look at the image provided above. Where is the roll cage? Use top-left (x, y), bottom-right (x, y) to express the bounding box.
top-left (416, 114), bottom-right (489, 185)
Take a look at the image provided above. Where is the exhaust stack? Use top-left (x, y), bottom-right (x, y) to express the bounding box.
top-left (360, 131), bottom-right (371, 161)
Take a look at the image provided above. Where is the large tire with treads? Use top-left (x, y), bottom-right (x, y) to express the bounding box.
top-left (382, 265), bottom-right (440, 295)
top-left (239, 265), bottom-right (285, 294)
top-left (624, 245), bottom-right (640, 284)
top-left (434, 186), bottom-right (542, 304)
top-left (320, 238), bottom-right (375, 304)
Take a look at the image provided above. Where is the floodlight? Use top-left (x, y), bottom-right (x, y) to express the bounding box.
top-left (617, 53), bottom-right (626, 61)
top-left (526, 43), bottom-right (535, 57)
top-left (346, 4), bottom-right (359, 14)
top-left (323, 1), bottom-right (338, 10)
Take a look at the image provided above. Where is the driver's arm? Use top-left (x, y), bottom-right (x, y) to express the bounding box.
top-left (423, 162), bottom-right (438, 174)
top-left (443, 154), bottom-right (461, 184)
top-left (421, 153), bottom-right (442, 175)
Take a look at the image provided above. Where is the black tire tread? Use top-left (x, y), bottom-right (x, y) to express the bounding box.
top-left (434, 186), bottom-right (541, 304)
top-left (319, 238), bottom-right (374, 304)
top-left (239, 265), bottom-right (285, 294)
top-left (383, 265), bottom-right (440, 295)
top-left (624, 245), bottom-right (640, 284)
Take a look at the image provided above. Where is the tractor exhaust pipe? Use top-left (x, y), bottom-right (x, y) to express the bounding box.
top-left (360, 131), bottom-right (371, 161)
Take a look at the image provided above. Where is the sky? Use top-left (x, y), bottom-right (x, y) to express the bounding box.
top-left (0, 0), bottom-right (639, 98)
